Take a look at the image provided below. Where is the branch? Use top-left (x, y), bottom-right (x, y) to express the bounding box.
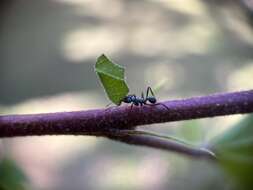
top-left (107, 130), bottom-right (216, 160)
top-left (0, 90), bottom-right (253, 138)
top-left (1, 90), bottom-right (252, 159)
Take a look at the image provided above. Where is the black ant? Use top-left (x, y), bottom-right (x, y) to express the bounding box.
top-left (120, 86), bottom-right (169, 110)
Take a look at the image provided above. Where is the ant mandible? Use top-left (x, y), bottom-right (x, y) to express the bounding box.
top-left (120, 86), bottom-right (169, 110)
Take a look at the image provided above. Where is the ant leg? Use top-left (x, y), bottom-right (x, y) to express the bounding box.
top-left (141, 91), bottom-right (147, 104)
top-left (130, 103), bottom-right (134, 110)
top-left (105, 102), bottom-right (118, 111)
top-left (105, 101), bottom-right (123, 111)
top-left (106, 102), bottom-right (113, 107)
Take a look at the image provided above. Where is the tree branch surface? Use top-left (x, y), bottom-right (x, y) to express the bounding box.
top-left (0, 90), bottom-right (253, 159)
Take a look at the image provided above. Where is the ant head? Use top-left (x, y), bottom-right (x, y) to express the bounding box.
top-left (147, 96), bottom-right (156, 104)
top-left (123, 96), bottom-right (132, 103)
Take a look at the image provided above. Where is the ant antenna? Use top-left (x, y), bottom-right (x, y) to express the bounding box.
top-left (147, 86), bottom-right (155, 98)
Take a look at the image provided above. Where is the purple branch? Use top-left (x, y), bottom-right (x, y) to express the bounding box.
top-left (1, 90), bottom-right (252, 159)
top-left (0, 90), bottom-right (253, 138)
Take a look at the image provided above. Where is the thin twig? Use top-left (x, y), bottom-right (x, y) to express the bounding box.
top-left (106, 129), bottom-right (216, 160)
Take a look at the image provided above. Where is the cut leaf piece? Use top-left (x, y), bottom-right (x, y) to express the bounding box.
top-left (95, 54), bottom-right (129, 105)
top-left (211, 115), bottom-right (253, 189)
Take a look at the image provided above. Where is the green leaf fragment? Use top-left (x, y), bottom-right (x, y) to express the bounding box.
top-left (211, 115), bottom-right (253, 189)
top-left (95, 54), bottom-right (129, 105)
top-left (0, 158), bottom-right (28, 190)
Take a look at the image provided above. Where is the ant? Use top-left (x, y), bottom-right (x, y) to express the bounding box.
top-left (120, 86), bottom-right (169, 110)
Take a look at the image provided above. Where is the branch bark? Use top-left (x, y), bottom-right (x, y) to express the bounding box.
top-left (0, 90), bottom-right (253, 159)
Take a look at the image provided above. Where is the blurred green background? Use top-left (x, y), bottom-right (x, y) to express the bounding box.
top-left (1, 0), bottom-right (253, 189)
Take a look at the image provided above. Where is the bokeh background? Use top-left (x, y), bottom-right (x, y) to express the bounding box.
top-left (1, 0), bottom-right (253, 189)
